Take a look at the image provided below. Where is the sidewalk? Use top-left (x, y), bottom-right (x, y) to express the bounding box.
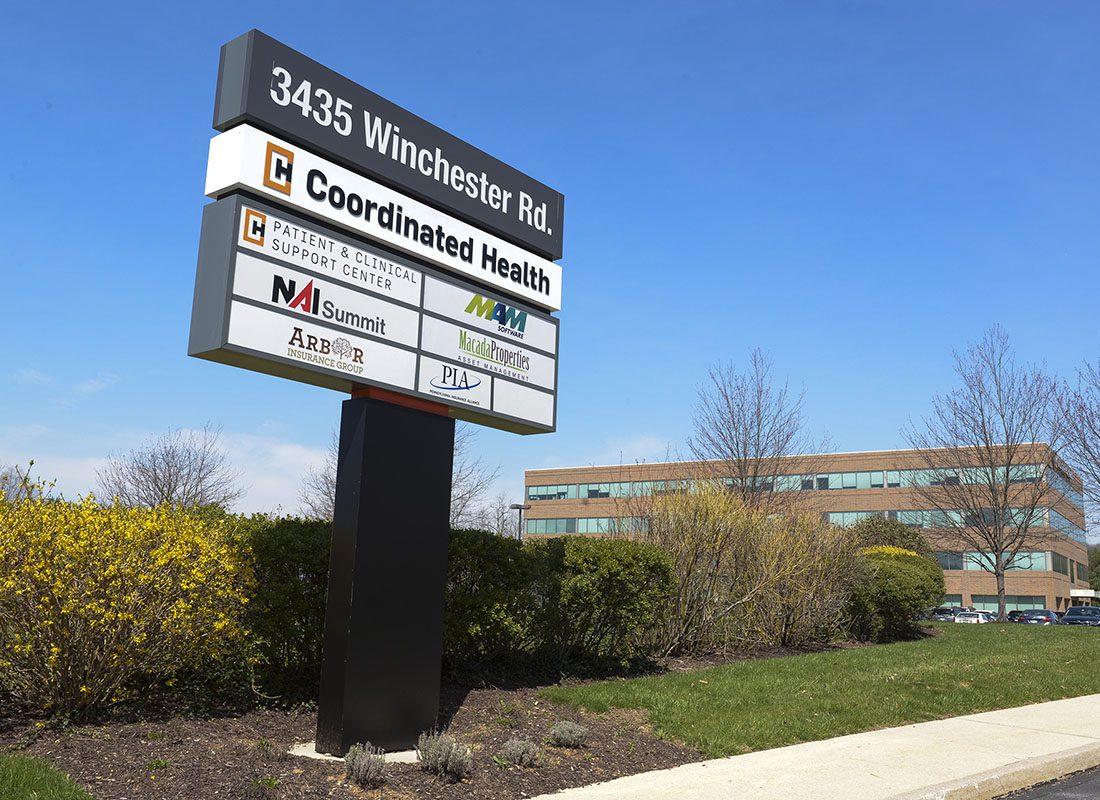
top-left (532, 694), bottom-right (1100, 800)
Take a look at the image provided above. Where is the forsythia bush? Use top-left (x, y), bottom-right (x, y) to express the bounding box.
top-left (639, 484), bottom-right (859, 654)
top-left (0, 494), bottom-right (252, 716)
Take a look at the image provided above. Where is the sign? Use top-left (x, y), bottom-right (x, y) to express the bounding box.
top-left (190, 195), bottom-right (557, 433)
top-left (206, 125), bottom-right (562, 311)
top-left (213, 29), bottom-right (565, 260)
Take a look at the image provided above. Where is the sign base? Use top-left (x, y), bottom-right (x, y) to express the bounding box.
top-left (315, 395), bottom-right (455, 755)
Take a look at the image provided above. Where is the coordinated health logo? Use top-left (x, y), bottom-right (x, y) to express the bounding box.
top-left (263, 142), bottom-right (294, 195)
top-left (242, 209), bottom-right (267, 246)
top-left (464, 294), bottom-right (527, 339)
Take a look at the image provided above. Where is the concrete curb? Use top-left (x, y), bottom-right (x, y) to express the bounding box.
top-left (890, 742), bottom-right (1100, 800)
top-left (528, 695), bottom-right (1100, 800)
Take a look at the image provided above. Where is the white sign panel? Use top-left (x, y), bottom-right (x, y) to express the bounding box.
top-left (205, 125), bottom-right (562, 311)
top-left (226, 300), bottom-right (418, 390)
top-left (417, 356), bottom-right (493, 411)
top-left (494, 379), bottom-right (555, 429)
top-left (236, 204), bottom-right (423, 307)
top-left (232, 253), bottom-right (421, 348)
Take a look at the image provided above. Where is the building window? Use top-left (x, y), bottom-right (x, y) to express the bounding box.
top-left (1008, 551), bottom-right (1048, 571)
top-left (971, 595), bottom-right (1045, 612)
top-left (1052, 552), bottom-right (1069, 576)
top-left (936, 552), bottom-right (964, 570)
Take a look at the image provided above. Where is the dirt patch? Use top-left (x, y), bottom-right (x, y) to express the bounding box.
top-left (1, 686), bottom-right (701, 800)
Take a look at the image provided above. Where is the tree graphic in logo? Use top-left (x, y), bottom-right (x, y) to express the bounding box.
top-left (332, 338), bottom-right (354, 360)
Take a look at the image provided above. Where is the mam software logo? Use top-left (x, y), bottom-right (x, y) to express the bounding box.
top-left (263, 142), bottom-right (294, 195)
top-left (464, 294), bottom-right (527, 338)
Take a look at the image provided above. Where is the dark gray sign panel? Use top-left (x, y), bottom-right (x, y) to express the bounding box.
top-left (213, 30), bottom-right (565, 260)
top-left (189, 194), bottom-right (558, 435)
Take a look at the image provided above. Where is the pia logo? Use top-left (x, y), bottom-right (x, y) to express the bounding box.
top-left (263, 142), bottom-right (294, 195)
top-left (464, 294), bottom-right (527, 333)
top-left (430, 364), bottom-right (481, 392)
top-left (242, 209), bottom-right (267, 246)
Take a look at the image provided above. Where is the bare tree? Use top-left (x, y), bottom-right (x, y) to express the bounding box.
top-left (296, 422), bottom-right (500, 525)
top-left (0, 462), bottom-right (44, 501)
top-left (464, 491), bottom-right (521, 538)
top-left (298, 432), bottom-right (338, 520)
top-left (96, 424), bottom-right (244, 509)
top-left (449, 423), bottom-right (501, 527)
top-left (1058, 361), bottom-right (1100, 527)
top-left (904, 326), bottom-right (1063, 621)
top-left (689, 349), bottom-right (828, 512)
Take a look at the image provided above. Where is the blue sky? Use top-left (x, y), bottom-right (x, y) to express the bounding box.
top-left (3, 2), bottom-right (1098, 515)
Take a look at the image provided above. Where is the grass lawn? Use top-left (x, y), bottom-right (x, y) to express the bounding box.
top-left (544, 623), bottom-right (1100, 758)
top-left (0, 754), bottom-right (92, 800)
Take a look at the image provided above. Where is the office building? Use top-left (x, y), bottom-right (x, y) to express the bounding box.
top-left (524, 444), bottom-right (1094, 611)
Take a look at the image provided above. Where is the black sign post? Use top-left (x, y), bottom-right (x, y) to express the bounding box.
top-left (315, 392), bottom-right (455, 754)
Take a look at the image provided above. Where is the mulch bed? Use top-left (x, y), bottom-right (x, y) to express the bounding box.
top-left (0, 684), bottom-right (701, 800)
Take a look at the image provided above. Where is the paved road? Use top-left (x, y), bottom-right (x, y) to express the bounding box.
top-left (1003, 766), bottom-right (1100, 799)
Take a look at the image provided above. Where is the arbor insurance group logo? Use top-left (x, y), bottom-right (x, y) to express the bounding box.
top-left (263, 142), bottom-right (294, 195)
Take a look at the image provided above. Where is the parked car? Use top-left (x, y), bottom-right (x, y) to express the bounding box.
top-left (1060, 607), bottom-right (1100, 627)
top-left (1007, 610), bottom-right (1027, 623)
top-left (1018, 609), bottom-right (1062, 625)
top-left (954, 611), bottom-right (992, 624)
top-left (931, 607), bottom-right (956, 621)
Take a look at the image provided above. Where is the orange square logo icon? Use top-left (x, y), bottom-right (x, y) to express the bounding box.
top-left (263, 142), bottom-right (294, 195)
top-left (242, 209), bottom-right (267, 247)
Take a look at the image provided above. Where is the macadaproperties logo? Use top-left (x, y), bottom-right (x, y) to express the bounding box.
top-left (457, 330), bottom-right (530, 373)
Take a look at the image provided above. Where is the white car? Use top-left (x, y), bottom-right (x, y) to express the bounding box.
top-left (954, 611), bottom-right (994, 624)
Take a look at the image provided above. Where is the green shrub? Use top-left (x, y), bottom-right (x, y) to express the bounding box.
top-left (445, 531), bottom-right (673, 673)
top-left (236, 516), bottom-right (331, 698)
top-left (533, 537), bottom-right (673, 668)
top-left (848, 546), bottom-right (946, 642)
top-left (849, 516), bottom-right (935, 562)
top-left (444, 529), bottom-right (533, 669)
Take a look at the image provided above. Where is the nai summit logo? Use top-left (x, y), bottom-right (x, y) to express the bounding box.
top-left (269, 274), bottom-right (389, 338)
top-left (464, 294), bottom-right (527, 339)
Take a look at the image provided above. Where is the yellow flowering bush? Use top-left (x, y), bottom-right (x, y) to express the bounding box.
top-left (0, 494), bottom-right (253, 716)
top-left (859, 545), bottom-right (922, 559)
